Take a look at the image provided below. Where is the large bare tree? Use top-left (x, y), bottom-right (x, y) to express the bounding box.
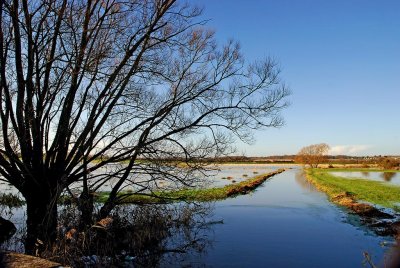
top-left (0, 0), bottom-right (289, 253)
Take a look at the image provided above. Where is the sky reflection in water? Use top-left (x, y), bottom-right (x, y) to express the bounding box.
top-left (330, 171), bottom-right (400, 185)
top-left (178, 167), bottom-right (394, 268)
top-left (0, 167), bottom-right (396, 267)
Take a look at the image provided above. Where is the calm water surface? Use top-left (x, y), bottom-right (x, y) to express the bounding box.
top-left (1, 166), bottom-right (396, 267)
top-left (175, 167), bottom-right (394, 267)
top-left (209, 164), bottom-right (276, 187)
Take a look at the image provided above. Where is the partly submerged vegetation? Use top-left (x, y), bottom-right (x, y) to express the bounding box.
top-left (305, 168), bottom-right (400, 211)
top-left (96, 169), bottom-right (286, 204)
top-left (305, 168), bottom-right (400, 237)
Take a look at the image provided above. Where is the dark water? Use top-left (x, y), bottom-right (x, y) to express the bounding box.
top-left (330, 171), bottom-right (400, 185)
top-left (174, 168), bottom-right (394, 267)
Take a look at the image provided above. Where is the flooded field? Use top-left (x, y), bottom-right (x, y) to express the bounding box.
top-left (0, 166), bottom-right (397, 267)
top-left (330, 171), bottom-right (400, 185)
top-left (209, 164), bottom-right (276, 187)
top-left (173, 167), bottom-right (394, 267)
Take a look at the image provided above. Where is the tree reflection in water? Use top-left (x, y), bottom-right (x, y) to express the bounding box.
top-left (294, 170), bottom-right (319, 192)
top-left (361, 171), bottom-right (370, 177)
top-left (1, 202), bottom-right (215, 267)
top-left (381, 172), bottom-right (396, 182)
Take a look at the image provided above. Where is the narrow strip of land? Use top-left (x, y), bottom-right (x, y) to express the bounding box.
top-left (0, 252), bottom-right (62, 268)
top-left (305, 168), bottom-right (400, 236)
top-left (97, 168), bottom-right (286, 203)
top-left (306, 169), bottom-right (400, 211)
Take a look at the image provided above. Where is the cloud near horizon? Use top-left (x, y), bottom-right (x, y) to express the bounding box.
top-left (329, 145), bottom-right (372, 155)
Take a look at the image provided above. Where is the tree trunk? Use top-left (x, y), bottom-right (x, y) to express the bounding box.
top-left (25, 193), bottom-right (58, 255)
top-left (97, 200), bottom-right (114, 221)
top-left (78, 190), bottom-right (94, 230)
top-left (0, 217), bottom-right (16, 243)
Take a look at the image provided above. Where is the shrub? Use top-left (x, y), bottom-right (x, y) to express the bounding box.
top-left (0, 193), bottom-right (25, 207)
top-left (377, 157), bottom-right (400, 170)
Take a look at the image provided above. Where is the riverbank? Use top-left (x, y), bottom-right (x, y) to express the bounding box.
top-left (305, 168), bottom-right (400, 237)
top-left (0, 252), bottom-right (62, 268)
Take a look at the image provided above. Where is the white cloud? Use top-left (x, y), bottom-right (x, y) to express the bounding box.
top-left (329, 145), bottom-right (372, 155)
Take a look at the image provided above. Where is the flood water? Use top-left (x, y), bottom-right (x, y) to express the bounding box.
top-left (1, 166), bottom-right (397, 267)
top-left (173, 167), bottom-right (395, 267)
top-left (330, 171), bottom-right (400, 185)
top-left (209, 164), bottom-right (275, 187)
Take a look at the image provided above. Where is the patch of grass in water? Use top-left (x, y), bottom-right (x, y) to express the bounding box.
top-left (306, 169), bottom-right (400, 211)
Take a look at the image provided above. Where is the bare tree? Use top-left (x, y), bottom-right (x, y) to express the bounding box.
top-left (377, 157), bottom-right (400, 170)
top-left (0, 0), bottom-right (290, 253)
top-left (295, 143), bottom-right (330, 168)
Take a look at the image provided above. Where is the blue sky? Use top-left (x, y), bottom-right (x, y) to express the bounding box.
top-left (193, 0), bottom-right (400, 156)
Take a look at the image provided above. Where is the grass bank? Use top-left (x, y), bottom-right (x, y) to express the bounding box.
top-left (97, 169), bottom-right (286, 204)
top-left (305, 168), bottom-right (400, 212)
top-left (319, 167), bottom-right (400, 173)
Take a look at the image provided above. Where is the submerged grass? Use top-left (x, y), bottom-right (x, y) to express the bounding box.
top-left (96, 169), bottom-right (286, 204)
top-left (306, 168), bottom-right (400, 211)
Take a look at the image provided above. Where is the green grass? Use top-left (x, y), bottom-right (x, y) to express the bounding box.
top-left (96, 169), bottom-right (285, 204)
top-left (306, 168), bottom-right (400, 211)
top-left (322, 167), bottom-right (400, 173)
